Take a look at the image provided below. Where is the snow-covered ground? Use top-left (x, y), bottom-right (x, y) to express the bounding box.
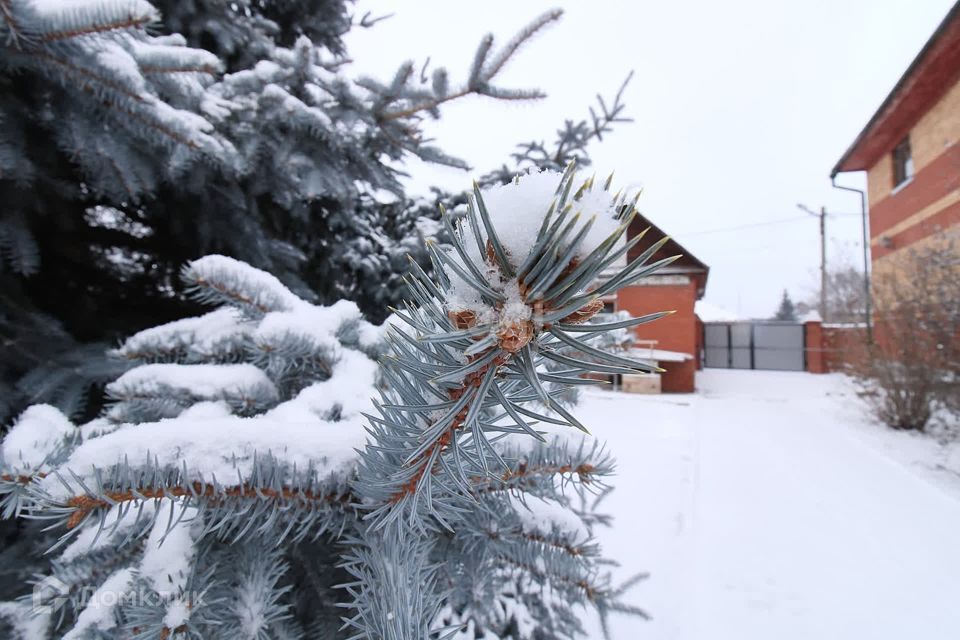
top-left (580, 369), bottom-right (960, 639)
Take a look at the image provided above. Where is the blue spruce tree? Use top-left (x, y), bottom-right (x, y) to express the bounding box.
top-left (0, 0), bottom-right (569, 423)
top-left (1, 168), bottom-right (674, 638)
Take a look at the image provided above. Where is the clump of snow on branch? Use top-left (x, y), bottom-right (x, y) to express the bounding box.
top-left (510, 494), bottom-right (590, 545)
top-left (61, 569), bottom-right (134, 639)
top-left (446, 169), bottom-right (620, 314)
top-left (0, 404), bottom-right (75, 473)
top-left (140, 506), bottom-right (200, 628)
top-left (34, 254), bottom-right (388, 501)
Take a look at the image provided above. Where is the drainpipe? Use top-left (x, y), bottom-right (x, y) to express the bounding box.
top-left (830, 175), bottom-right (873, 342)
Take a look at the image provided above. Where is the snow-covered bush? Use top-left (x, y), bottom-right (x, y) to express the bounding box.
top-left (856, 231), bottom-right (960, 432)
top-left (0, 168), bottom-right (673, 639)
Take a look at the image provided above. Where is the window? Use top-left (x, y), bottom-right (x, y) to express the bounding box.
top-left (602, 300), bottom-right (616, 314)
top-left (892, 136), bottom-right (914, 187)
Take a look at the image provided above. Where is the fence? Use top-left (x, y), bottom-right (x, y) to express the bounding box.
top-left (703, 321), bottom-right (806, 371)
top-left (703, 320), bottom-right (867, 373)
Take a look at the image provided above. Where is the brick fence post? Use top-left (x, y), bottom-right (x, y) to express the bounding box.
top-left (804, 320), bottom-right (826, 373)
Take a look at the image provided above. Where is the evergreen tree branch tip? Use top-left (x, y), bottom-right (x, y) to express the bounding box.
top-left (376, 9), bottom-right (562, 123)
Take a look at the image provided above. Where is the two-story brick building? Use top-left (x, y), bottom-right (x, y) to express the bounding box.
top-left (831, 0), bottom-right (960, 273)
top-left (610, 214), bottom-right (709, 393)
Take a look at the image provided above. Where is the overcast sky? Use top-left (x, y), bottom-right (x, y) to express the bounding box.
top-left (344, 0), bottom-right (955, 318)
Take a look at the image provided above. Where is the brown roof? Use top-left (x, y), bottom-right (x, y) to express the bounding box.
top-left (832, 1), bottom-right (960, 176)
top-left (626, 213), bottom-right (709, 298)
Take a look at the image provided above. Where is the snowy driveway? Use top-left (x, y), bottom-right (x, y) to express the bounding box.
top-left (581, 370), bottom-right (960, 639)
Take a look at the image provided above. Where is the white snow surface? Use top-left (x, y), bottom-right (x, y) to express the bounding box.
top-left (628, 347), bottom-right (693, 363)
top-left (694, 300), bottom-right (741, 322)
top-left (447, 170), bottom-right (620, 312)
top-left (267, 350), bottom-right (378, 422)
top-left (40, 350), bottom-right (378, 500)
top-left (141, 505), bottom-right (198, 595)
top-left (579, 369), bottom-right (960, 639)
top-left (62, 569), bottom-right (134, 639)
top-left (0, 404), bottom-right (74, 472)
top-left (60, 502), bottom-right (159, 562)
top-left (117, 307), bottom-right (247, 358)
top-left (107, 363), bottom-right (277, 400)
top-left (509, 494), bottom-right (589, 544)
top-left (40, 411), bottom-right (365, 501)
top-left (139, 505), bottom-right (200, 629)
top-left (0, 601), bottom-right (52, 640)
top-left (473, 170), bottom-right (562, 263)
top-left (253, 299), bottom-right (361, 353)
top-left (476, 170), bottom-right (619, 264)
top-left (188, 255), bottom-right (304, 312)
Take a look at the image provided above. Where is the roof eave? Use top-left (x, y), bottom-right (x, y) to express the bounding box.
top-left (831, 0), bottom-right (960, 177)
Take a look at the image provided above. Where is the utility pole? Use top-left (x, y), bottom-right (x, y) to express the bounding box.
top-left (818, 206), bottom-right (827, 321)
top-left (798, 204), bottom-right (828, 320)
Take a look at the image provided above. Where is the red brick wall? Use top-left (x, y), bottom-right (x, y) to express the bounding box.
top-left (659, 360), bottom-right (696, 393)
top-left (616, 280), bottom-right (698, 392)
top-left (870, 144), bottom-right (960, 262)
top-left (824, 325), bottom-right (868, 372)
top-left (804, 321), bottom-right (868, 373)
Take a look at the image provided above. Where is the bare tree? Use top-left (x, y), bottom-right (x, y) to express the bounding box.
top-left (799, 252), bottom-right (868, 324)
top-left (856, 231), bottom-right (960, 431)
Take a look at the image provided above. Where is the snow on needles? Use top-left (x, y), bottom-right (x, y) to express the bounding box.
top-left (59, 502), bottom-right (160, 562)
top-left (114, 307), bottom-right (247, 361)
top-left (140, 505), bottom-right (198, 594)
top-left (509, 494), bottom-right (590, 545)
top-left (186, 255), bottom-right (303, 313)
top-left (108, 363), bottom-right (278, 403)
top-left (31, 255), bottom-right (388, 501)
top-left (0, 404), bottom-right (75, 473)
top-left (474, 171), bottom-right (563, 262)
top-left (40, 357), bottom-right (375, 501)
top-left (475, 170), bottom-right (619, 264)
top-left (62, 569), bottom-right (134, 639)
top-left (447, 169), bottom-right (620, 313)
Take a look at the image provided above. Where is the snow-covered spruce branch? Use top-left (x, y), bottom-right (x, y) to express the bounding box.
top-left (369, 9), bottom-right (562, 125)
top-left (544, 71), bottom-right (635, 165)
top-left (343, 167), bottom-right (670, 636)
top-left (0, 169), bottom-right (667, 639)
top-left (357, 165), bottom-right (677, 527)
top-left (1, 437), bottom-right (611, 551)
top-left (481, 72), bottom-right (635, 185)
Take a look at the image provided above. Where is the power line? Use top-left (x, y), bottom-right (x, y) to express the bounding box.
top-left (674, 211), bottom-right (864, 238)
top-left (677, 215), bottom-right (809, 237)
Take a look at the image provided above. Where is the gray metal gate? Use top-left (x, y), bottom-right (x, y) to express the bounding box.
top-left (703, 322), bottom-right (805, 371)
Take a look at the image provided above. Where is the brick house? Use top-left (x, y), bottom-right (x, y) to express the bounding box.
top-left (831, 0), bottom-right (960, 273)
top-left (610, 213), bottom-right (709, 393)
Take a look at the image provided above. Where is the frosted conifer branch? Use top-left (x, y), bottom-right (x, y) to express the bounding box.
top-left (1, 3), bottom-right (656, 637)
top-left (374, 10), bottom-right (562, 124)
top-left (181, 255), bottom-right (303, 316)
top-left (37, 4), bottom-right (157, 43)
top-left (482, 72), bottom-right (636, 184)
top-left (0, 0), bottom-right (25, 48)
top-left (357, 165), bottom-right (677, 529)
